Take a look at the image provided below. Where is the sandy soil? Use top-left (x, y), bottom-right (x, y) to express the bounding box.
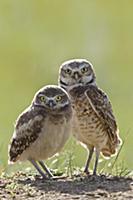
top-left (0, 172), bottom-right (133, 200)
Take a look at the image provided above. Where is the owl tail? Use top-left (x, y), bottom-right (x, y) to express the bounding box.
top-left (101, 133), bottom-right (122, 158)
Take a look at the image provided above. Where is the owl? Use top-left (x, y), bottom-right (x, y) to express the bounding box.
top-left (58, 59), bottom-right (122, 175)
top-left (8, 85), bottom-right (72, 179)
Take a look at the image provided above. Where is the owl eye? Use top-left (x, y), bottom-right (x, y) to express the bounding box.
top-left (81, 67), bottom-right (88, 74)
top-left (40, 96), bottom-right (46, 102)
top-left (55, 95), bottom-right (62, 102)
top-left (65, 68), bottom-right (71, 74)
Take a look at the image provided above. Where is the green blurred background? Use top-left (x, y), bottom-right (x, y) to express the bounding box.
top-left (0, 0), bottom-right (133, 174)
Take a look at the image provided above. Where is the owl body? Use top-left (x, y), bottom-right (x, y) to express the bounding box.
top-left (9, 85), bottom-right (72, 178)
top-left (12, 108), bottom-right (71, 162)
top-left (69, 85), bottom-right (117, 157)
top-left (58, 59), bottom-right (122, 174)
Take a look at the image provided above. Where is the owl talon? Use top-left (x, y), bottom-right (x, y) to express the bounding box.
top-left (84, 169), bottom-right (90, 175)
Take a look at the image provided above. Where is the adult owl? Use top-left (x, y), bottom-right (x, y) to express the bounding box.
top-left (58, 59), bottom-right (122, 175)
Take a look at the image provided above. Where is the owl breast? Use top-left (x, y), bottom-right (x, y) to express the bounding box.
top-left (19, 115), bottom-right (71, 161)
top-left (71, 95), bottom-right (108, 149)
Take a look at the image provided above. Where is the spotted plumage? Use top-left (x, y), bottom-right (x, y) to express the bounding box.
top-left (58, 59), bottom-right (122, 175)
top-left (8, 85), bottom-right (72, 178)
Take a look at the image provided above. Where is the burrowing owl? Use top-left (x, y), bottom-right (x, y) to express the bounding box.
top-left (58, 59), bottom-right (122, 175)
top-left (8, 85), bottom-right (72, 179)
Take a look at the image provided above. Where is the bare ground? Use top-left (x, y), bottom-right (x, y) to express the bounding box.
top-left (0, 172), bottom-right (133, 200)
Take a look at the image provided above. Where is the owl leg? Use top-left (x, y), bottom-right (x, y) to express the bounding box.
top-left (84, 146), bottom-right (94, 174)
top-left (38, 161), bottom-right (53, 178)
top-left (29, 159), bottom-right (47, 179)
top-left (93, 149), bottom-right (100, 175)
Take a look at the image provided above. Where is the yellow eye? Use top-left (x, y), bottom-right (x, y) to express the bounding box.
top-left (65, 68), bottom-right (71, 74)
top-left (81, 67), bottom-right (88, 73)
top-left (40, 96), bottom-right (46, 102)
top-left (55, 95), bottom-right (62, 102)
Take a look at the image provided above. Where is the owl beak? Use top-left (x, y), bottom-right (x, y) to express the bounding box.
top-left (47, 100), bottom-right (56, 108)
top-left (74, 73), bottom-right (78, 80)
top-left (73, 72), bottom-right (80, 80)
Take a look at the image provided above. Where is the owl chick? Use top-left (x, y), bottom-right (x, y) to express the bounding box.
top-left (58, 59), bottom-right (122, 175)
top-left (8, 85), bottom-right (72, 179)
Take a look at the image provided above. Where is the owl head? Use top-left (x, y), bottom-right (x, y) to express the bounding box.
top-left (32, 85), bottom-right (71, 113)
top-left (58, 59), bottom-right (96, 90)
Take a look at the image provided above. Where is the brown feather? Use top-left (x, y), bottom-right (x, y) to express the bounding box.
top-left (85, 85), bottom-right (120, 147)
top-left (9, 107), bottom-right (46, 162)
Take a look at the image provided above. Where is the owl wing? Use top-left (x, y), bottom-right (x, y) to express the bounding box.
top-left (8, 106), bottom-right (45, 163)
top-left (85, 85), bottom-right (119, 144)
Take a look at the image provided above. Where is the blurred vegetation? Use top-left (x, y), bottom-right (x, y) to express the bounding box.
top-left (0, 1), bottom-right (133, 174)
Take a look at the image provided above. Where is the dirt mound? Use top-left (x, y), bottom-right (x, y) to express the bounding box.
top-left (0, 172), bottom-right (133, 199)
